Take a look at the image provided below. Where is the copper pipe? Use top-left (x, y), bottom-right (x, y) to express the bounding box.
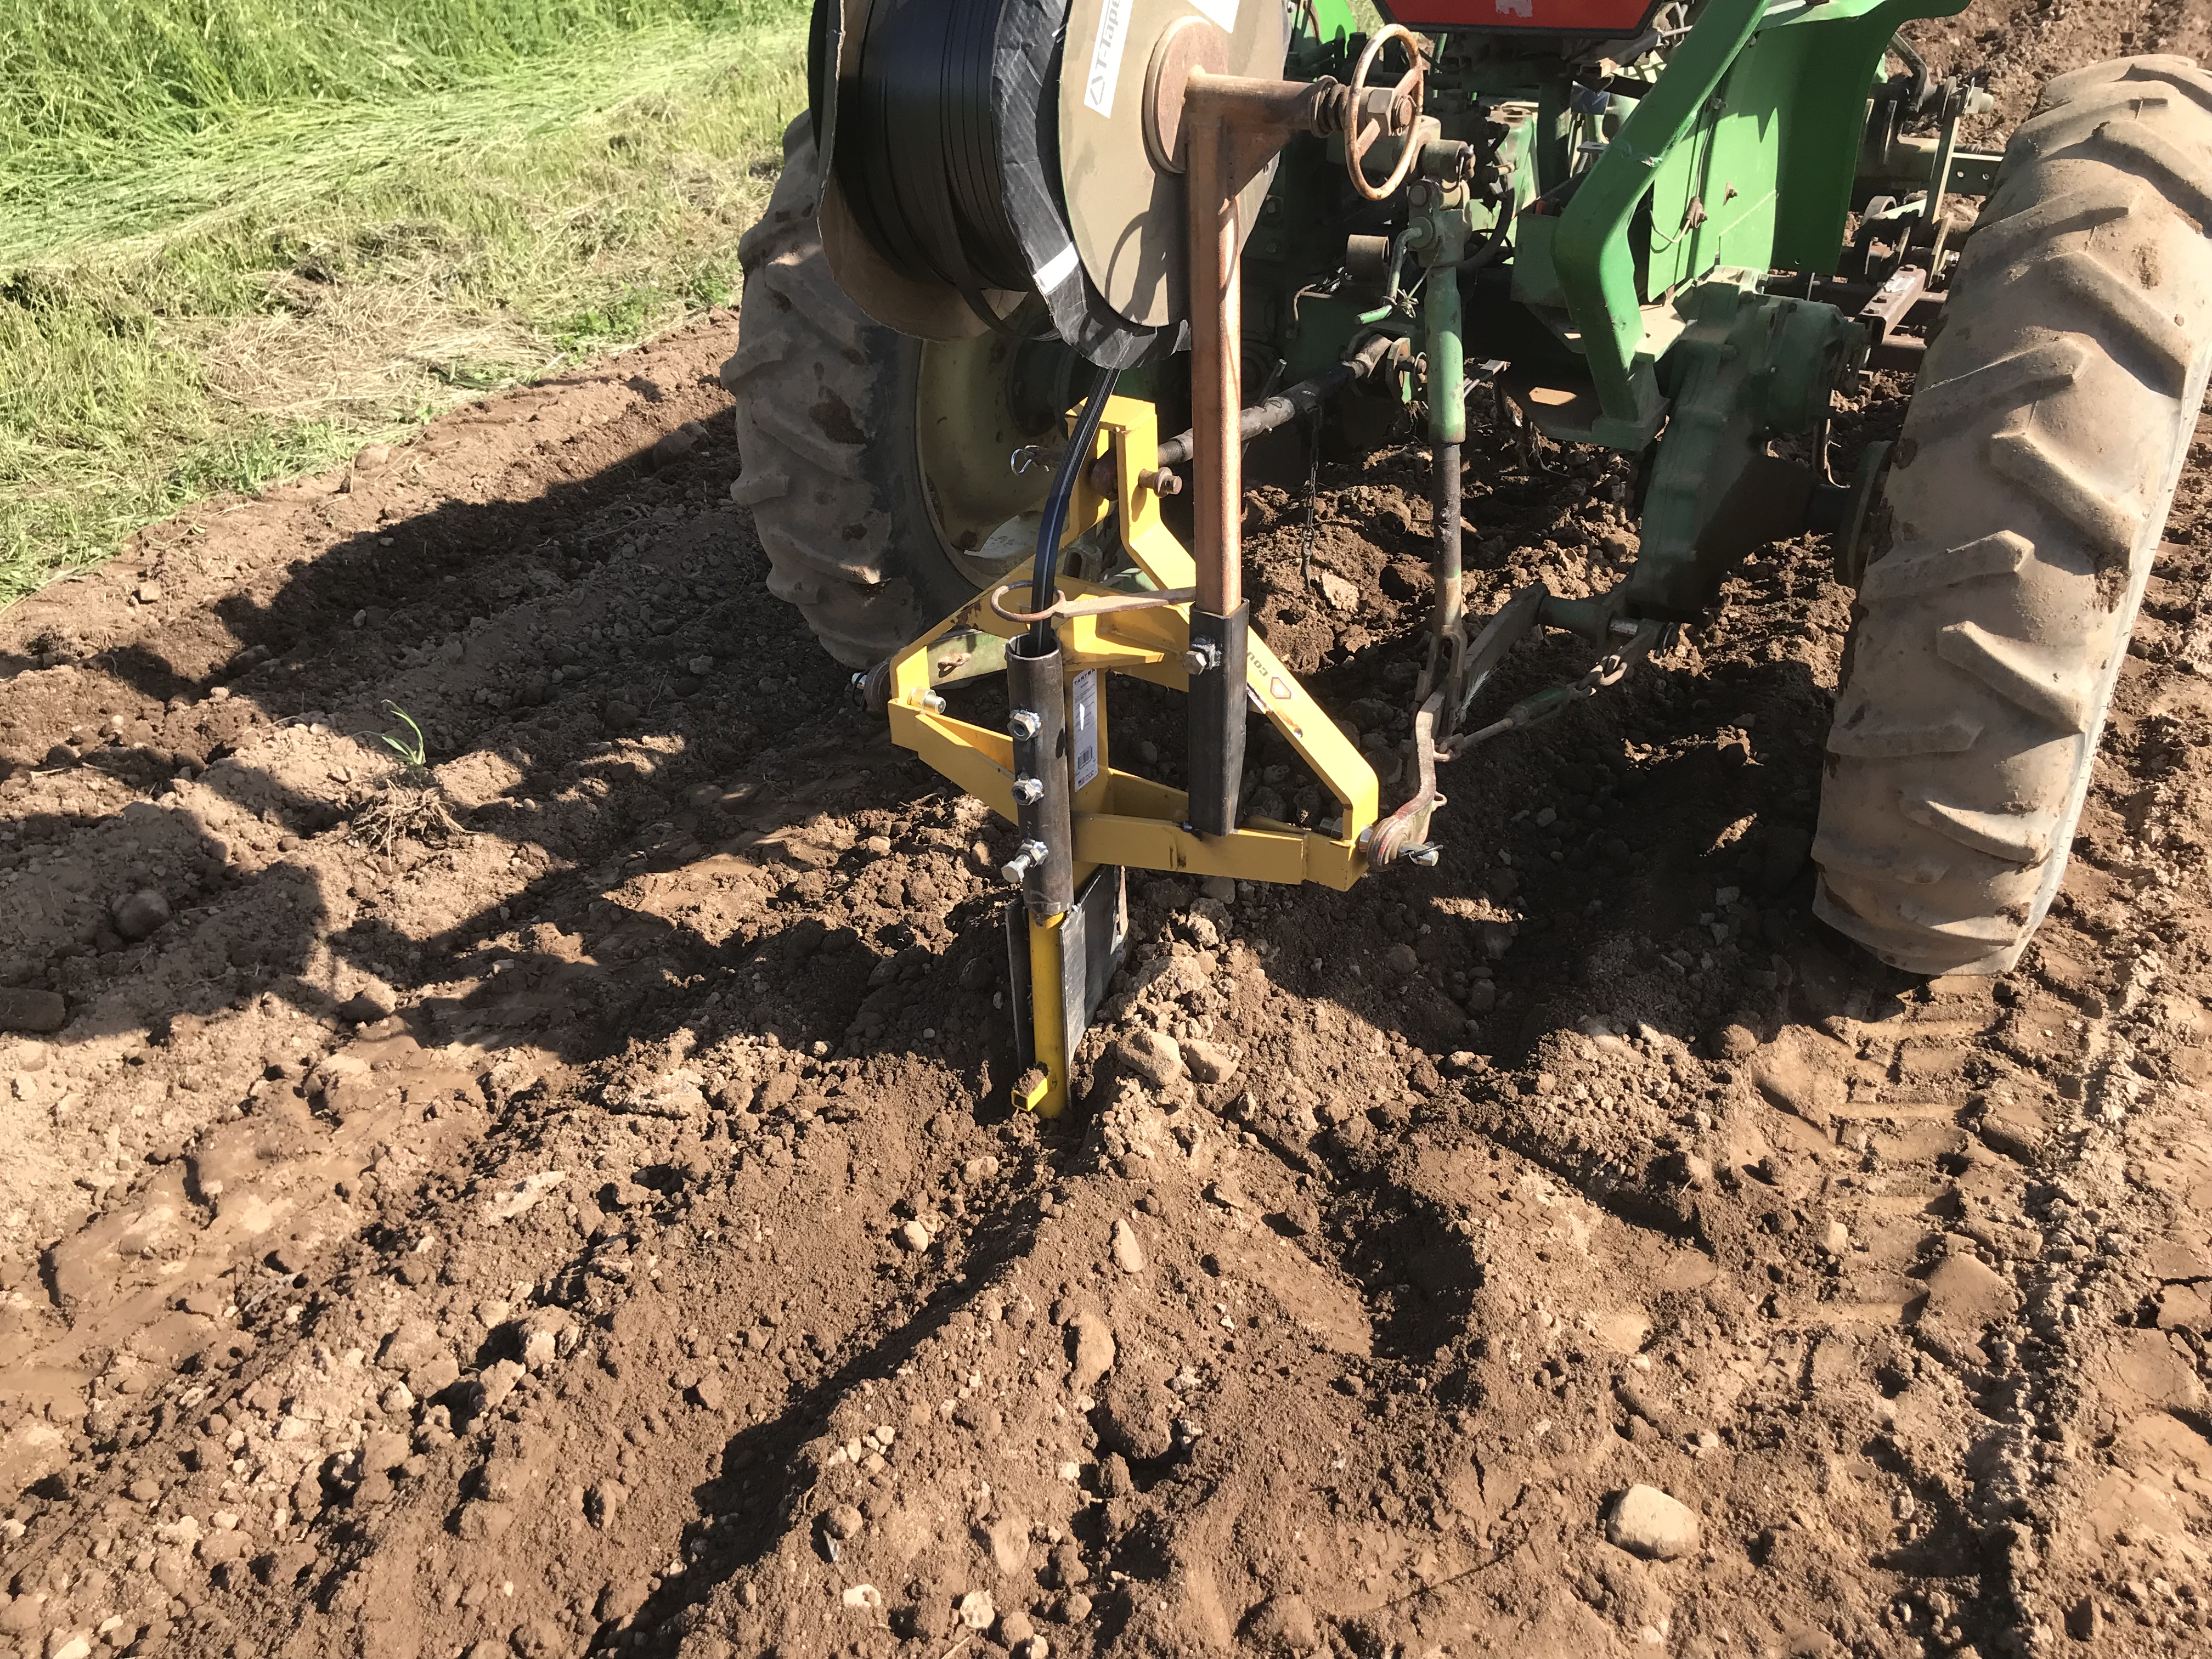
top-left (1186, 106), bottom-right (1241, 616)
top-left (1178, 73), bottom-right (1348, 617)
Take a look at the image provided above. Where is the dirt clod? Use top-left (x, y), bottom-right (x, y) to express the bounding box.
top-left (0, 988), bottom-right (66, 1032)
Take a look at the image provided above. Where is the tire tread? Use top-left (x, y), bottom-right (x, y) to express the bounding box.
top-left (1815, 54), bottom-right (2212, 974)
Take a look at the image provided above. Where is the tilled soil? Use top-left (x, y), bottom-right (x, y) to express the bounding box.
top-left (5, 13), bottom-right (2212, 1659)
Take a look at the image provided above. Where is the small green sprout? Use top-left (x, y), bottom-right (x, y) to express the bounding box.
top-left (374, 701), bottom-right (429, 769)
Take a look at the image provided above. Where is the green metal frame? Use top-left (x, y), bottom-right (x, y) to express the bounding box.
top-left (1553, 0), bottom-right (1971, 438)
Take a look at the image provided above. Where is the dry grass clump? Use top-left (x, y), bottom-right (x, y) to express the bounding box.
top-left (200, 273), bottom-right (542, 424)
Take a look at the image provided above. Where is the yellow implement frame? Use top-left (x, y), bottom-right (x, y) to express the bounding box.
top-left (883, 397), bottom-right (1380, 1115)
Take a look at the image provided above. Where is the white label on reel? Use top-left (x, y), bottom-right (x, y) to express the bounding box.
top-left (1072, 671), bottom-right (1100, 791)
top-left (1084, 0), bottom-right (1132, 119)
top-left (1188, 0), bottom-right (1238, 29)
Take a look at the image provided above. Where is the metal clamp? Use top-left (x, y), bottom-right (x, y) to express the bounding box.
top-left (988, 582), bottom-right (1199, 625)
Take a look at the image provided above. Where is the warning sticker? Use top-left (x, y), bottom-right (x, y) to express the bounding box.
top-left (1071, 671), bottom-right (1101, 791)
top-left (1188, 0), bottom-right (1238, 28)
top-left (1083, 0), bottom-right (1133, 119)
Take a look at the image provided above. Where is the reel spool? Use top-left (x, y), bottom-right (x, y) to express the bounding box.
top-left (812, 0), bottom-right (1288, 368)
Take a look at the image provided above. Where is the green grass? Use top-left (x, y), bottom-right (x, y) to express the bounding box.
top-left (2, 0), bottom-right (811, 602)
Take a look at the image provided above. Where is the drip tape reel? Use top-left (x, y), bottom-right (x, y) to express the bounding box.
top-left (811, 0), bottom-right (1288, 367)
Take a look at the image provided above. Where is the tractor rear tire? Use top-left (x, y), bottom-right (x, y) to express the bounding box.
top-left (725, 117), bottom-right (1002, 667)
top-left (1814, 55), bottom-right (2212, 977)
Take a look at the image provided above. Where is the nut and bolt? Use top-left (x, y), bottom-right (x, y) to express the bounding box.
top-left (1182, 640), bottom-right (1222, 677)
top-left (1011, 776), bottom-right (1045, 805)
top-left (1001, 839), bottom-right (1051, 884)
top-left (1009, 708), bottom-right (1042, 740)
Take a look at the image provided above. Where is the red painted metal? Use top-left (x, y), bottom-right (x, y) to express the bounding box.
top-left (1375, 0), bottom-right (1666, 35)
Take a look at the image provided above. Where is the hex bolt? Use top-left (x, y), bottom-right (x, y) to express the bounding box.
top-left (1000, 839), bottom-right (1051, 884)
top-left (1404, 843), bottom-right (1442, 866)
top-left (1011, 776), bottom-right (1045, 805)
top-left (1008, 708), bottom-right (1042, 740)
top-left (1183, 640), bottom-right (1222, 677)
top-left (921, 691), bottom-right (947, 712)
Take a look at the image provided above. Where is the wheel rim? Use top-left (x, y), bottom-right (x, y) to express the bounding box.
top-left (914, 329), bottom-right (1087, 589)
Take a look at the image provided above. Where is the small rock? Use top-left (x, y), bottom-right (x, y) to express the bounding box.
top-left (134, 582), bottom-right (164, 605)
top-left (0, 989), bottom-right (67, 1034)
top-left (1067, 1310), bottom-right (1116, 1390)
top-left (686, 655), bottom-right (715, 676)
top-left (1381, 942), bottom-right (1419, 975)
top-left (517, 1318), bottom-right (563, 1372)
top-left (957, 1592), bottom-right (997, 1632)
top-left (690, 1374), bottom-right (726, 1412)
top-left (47, 1634), bottom-right (93, 1659)
top-left (1057, 1592), bottom-right (1093, 1623)
top-left (111, 889), bottom-right (171, 941)
top-left (1606, 1485), bottom-right (1701, 1560)
top-left (336, 989), bottom-right (392, 1024)
top-left (898, 1220), bottom-right (932, 1253)
top-left (1200, 875), bottom-right (1235, 901)
top-left (354, 443), bottom-right (394, 473)
top-left (1316, 571), bottom-right (1360, 611)
top-left (998, 1610), bottom-right (1036, 1647)
top-left (840, 1585), bottom-right (882, 1611)
top-left (1180, 1038), bottom-right (1236, 1085)
top-left (823, 1504), bottom-right (864, 1541)
top-left (1010, 1640), bottom-right (1051, 1659)
top-left (477, 1359), bottom-right (526, 1412)
top-left (1464, 980), bottom-right (1497, 1014)
top-left (1109, 1029), bottom-right (1186, 1091)
top-left (1111, 1218), bottom-right (1148, 1275)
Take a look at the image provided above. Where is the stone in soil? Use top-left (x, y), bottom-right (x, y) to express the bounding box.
top-left (111, 888), bottom-right (171, 940)
top-left (1607, 1484), bottom-right (1701, 1560)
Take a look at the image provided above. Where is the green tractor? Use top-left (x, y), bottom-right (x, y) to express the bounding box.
top-left (727, 0), bottom-right (2212, 1092)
